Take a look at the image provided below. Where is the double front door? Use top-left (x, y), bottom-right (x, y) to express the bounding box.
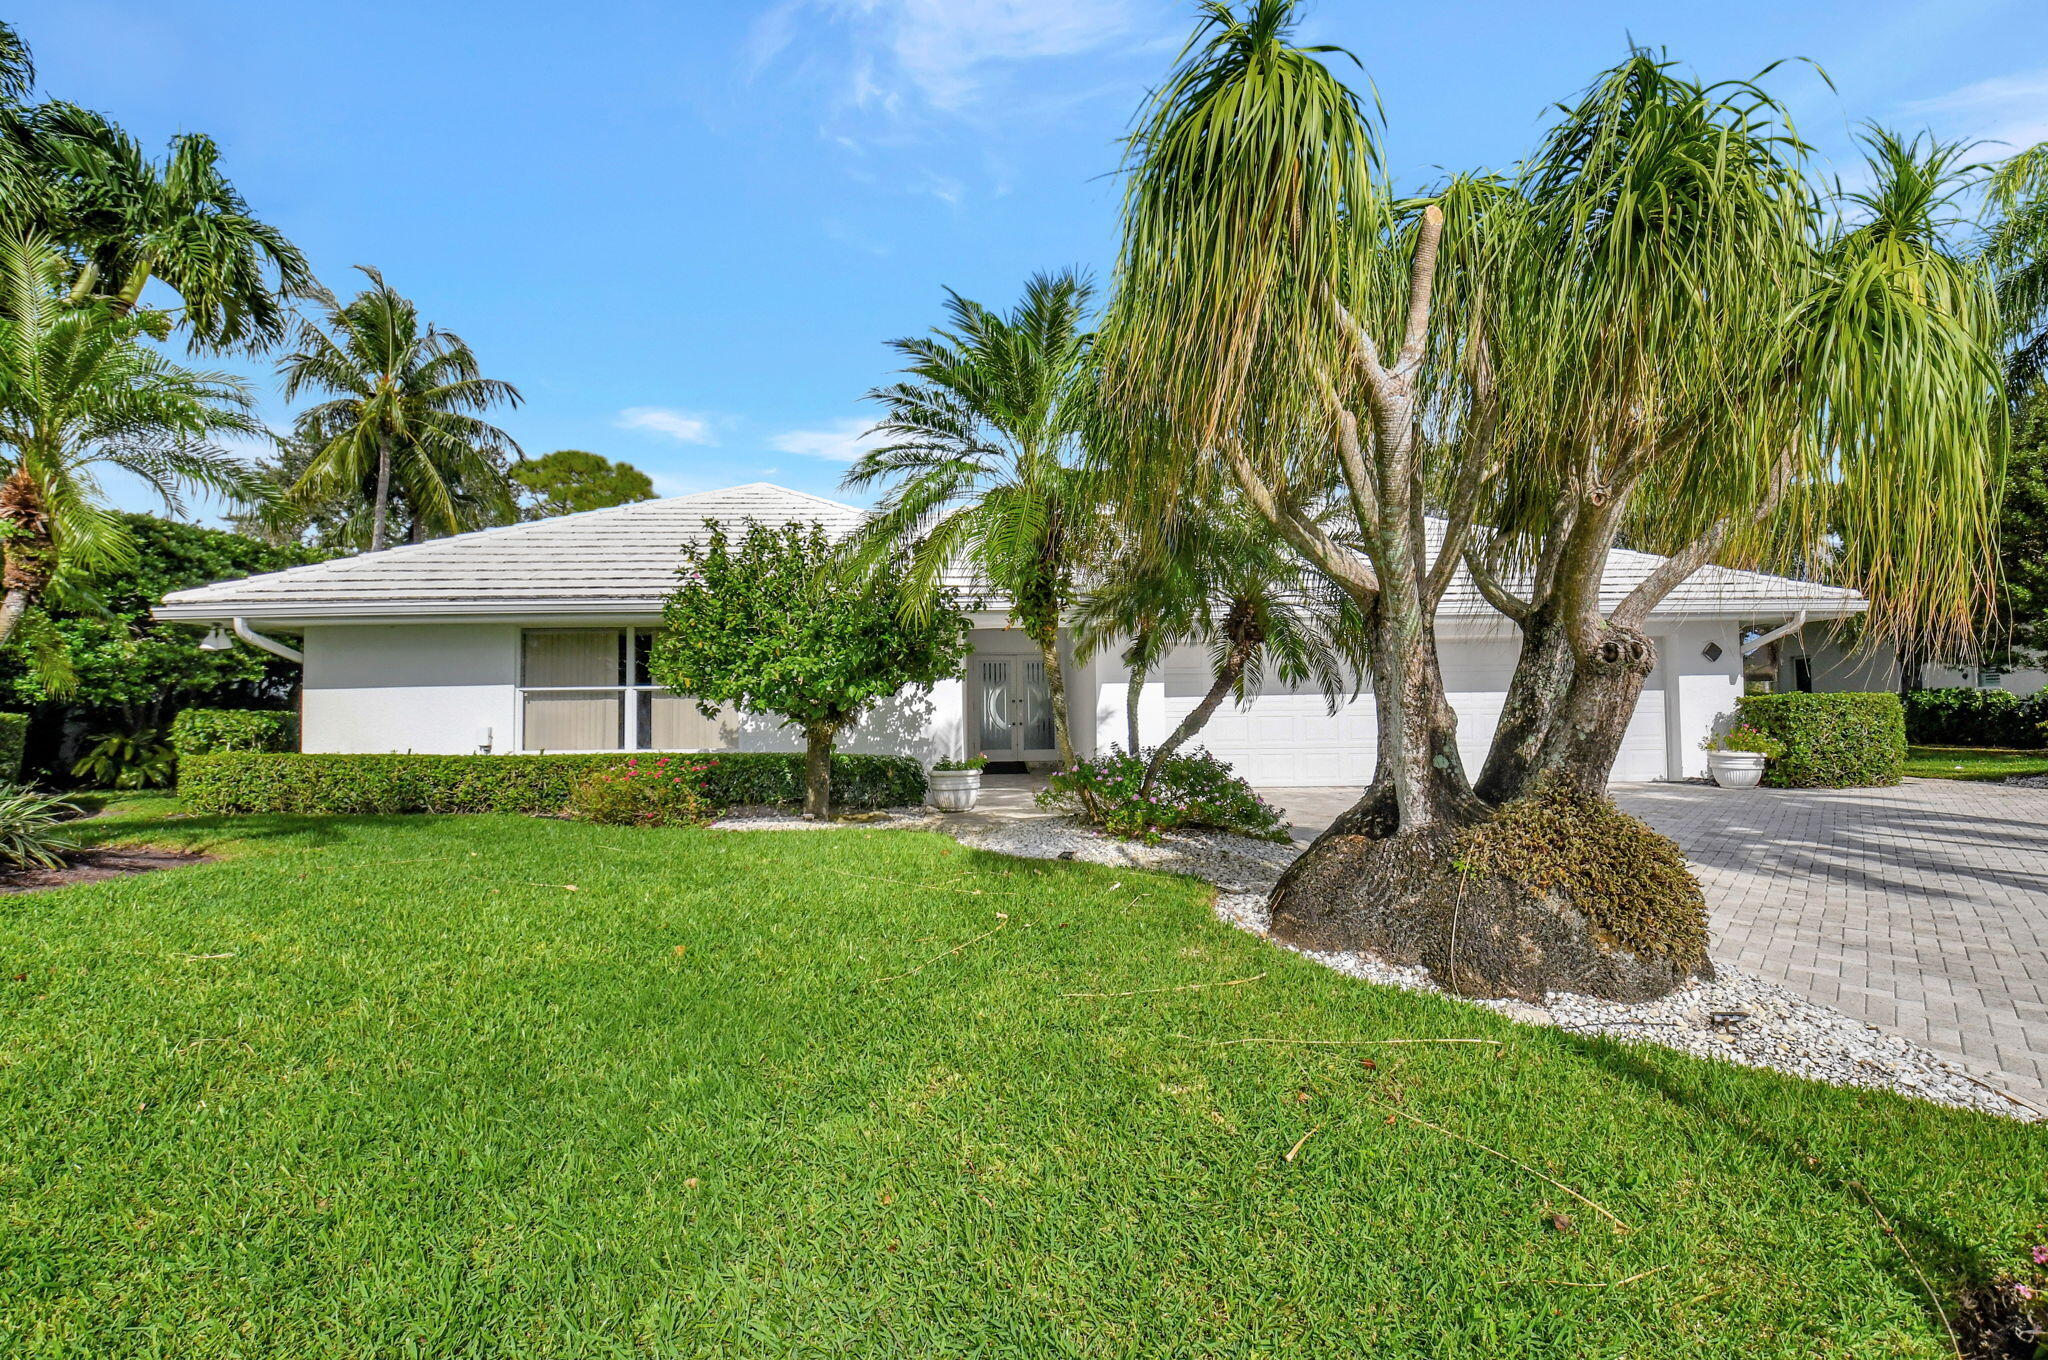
top-left (975, 654), bottom-right (1057, 761)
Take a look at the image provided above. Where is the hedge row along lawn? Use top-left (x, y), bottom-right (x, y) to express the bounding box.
top-left (3, 799), bottom-right (2044, 1357)
top-left (1905, 744), bottom-right (2048, 781)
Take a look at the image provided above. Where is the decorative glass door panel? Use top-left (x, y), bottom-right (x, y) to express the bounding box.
top-left (978, 659), bottom-right (1015, 754)
top-left (1019, 659), bottom-right (1054, 750)
top-left (976, 654), bottom-right (1057, 758)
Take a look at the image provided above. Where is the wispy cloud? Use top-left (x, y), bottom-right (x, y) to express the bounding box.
top-left (1896, 68), bottom-right (2048, 156)
top-left (769, 417), bottom-right (885, 463)
top-left (749, 0), bottom-right (1158, 118)
top-left (615, 406), bottom-right (719, 445)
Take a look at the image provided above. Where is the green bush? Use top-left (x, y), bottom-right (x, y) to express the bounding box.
top-left (170, 708), bottom-right (298, 755)
top-left (1038, 748), bottom-right (1291, 843)
top-left (179, 751), bottom-right (927, 816)
top-left (1734, 692), bottom-right (1906, 788)
top-left (567, 756), bottom-right (714, 827)
top-left (1901, 686), bottom-right (2048, 748)
top-left (0, 712), bottom-right (24, 782)
top-left (71, 730), bottom-right (175, 789)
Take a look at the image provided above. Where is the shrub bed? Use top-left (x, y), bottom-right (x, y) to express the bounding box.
top-left (1901, 686), bottom-right (2048, 748)
top-left (169, 708), bottom-right (299, 756)
top-left (1038, 749), bottom-right (1291, 842)
top-left (180, 751), bottom-right (926, 816)
top-left (567, 757), bottom-right (714, 826)
top-left (1734, 692), bottom-right (1905, 788)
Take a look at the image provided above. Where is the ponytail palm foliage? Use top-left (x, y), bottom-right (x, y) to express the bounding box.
top-left (0, 235), bottom-right (262, 643)
top-left (280, 269), bottom-right (522, 553)
top-left (843, 270), bottom-right (1099, 765)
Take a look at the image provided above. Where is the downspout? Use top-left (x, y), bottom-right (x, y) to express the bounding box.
top-left (1742, 609), bottom-right (1807, 658)
top-left (232, 617), bottom-right (304, 664)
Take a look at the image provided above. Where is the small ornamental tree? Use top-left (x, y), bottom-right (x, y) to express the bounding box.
top-left (652, 520), bottom-right (969, 820)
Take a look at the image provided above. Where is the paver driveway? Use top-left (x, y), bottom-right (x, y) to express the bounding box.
top-left (1268, 778), bottom-right (2048, 1111)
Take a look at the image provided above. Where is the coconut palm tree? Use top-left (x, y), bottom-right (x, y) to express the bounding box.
top-left (1075, 494), bottom-right (1360, 793)
top-left (843, 270), bottom-right (1100, 766)
top-left (28, 103), bottom-right (311, 352)
top-left (0, 235), bottom-right (263, 643)
top-left (280, 268), bottom-right (522, 553)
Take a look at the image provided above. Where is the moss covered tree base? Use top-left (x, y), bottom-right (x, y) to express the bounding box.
top-left (1269, 788), bottom-right (1714, 1003)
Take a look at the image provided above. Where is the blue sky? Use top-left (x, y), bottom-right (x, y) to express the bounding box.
top-left (18, 0), bottom-right (2048, 517)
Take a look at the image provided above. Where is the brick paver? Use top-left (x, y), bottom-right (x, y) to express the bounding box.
top-left (1268, 779), bottom-right (2048, 1110)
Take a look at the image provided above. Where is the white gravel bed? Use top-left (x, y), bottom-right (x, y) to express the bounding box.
top-left (948, 812), bottom-right (2039, 1121)
top-left (2005, 774), bottom-right (2048, 788)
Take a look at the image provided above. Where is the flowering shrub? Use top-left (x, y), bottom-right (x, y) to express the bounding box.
top-left (567, 756), bottom-right (712, 827)
top-left (1038, 748), bottom-right (1290, 843)
top-left (1705, 722), bottom-right (1786, 759)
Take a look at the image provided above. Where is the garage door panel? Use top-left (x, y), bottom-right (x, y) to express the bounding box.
top-left (1154, 640), bottom-right (1672, 788)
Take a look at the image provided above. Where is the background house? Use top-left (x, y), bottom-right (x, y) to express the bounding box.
top-left (158, 483), bottom-right (1869, 785)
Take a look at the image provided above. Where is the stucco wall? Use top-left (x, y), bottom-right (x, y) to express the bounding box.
top-left (300, 622), bottom-right (965, 761)
top-left (1079, 619), bottom-right (1746, 785)
top-left (302, 624), bottom-right (521, 754)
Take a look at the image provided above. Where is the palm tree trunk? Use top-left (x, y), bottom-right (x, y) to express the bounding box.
top-left (1034, 633), bottom-right (1075, 768)
top-left (369, 439), bottom-right (393, 552)
top-left (1141, 642), bottom-right (1252, 795)
top-left (1124, 634), bottom-right (1150, 753)
top-left (0, 468), bottom-right (54, 647)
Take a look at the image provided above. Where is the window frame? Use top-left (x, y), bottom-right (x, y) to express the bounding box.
top-left (516, 627), bottom-right (726, 754)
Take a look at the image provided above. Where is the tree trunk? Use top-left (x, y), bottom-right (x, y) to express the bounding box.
top-left (1526, 624), bottom-right (1658, 799)
top-left (0, 468), bottom-right (55, 647)
top-left (1472, 608), bottom-right (1574, 805)
top-left (1123, 632), bottom-right (1150, 754)
top-left (1032, 628), bottom-right (1076, 769)
top-left (802, 723), bottom-right (838, 820)
top-left (369, 440), bottom-right (393, 552)
top-left (1141, 641), bottom-right (1251, 794)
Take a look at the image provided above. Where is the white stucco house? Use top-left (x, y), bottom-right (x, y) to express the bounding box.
top-left (1756, 630), bottom-right (2048, 698)
top-left (156, 482), bottom-right (1870, 786)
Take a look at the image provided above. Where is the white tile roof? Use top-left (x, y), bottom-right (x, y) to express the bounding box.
top-left (157, 481), bottom-right (1863, 624)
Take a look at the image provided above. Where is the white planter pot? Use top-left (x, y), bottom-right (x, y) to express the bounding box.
top-left (927, 768), bottom-right (981, 812)
top-left (1707, 750), bottom-right (1768, 789)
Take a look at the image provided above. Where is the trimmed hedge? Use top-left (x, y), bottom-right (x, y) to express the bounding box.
top-left (170, 708), bottom-right (299, 756)
top-left (1734, 692), bottom-right (1905, 788)
top-left (178, 751), bottom-right (926, 816)
top-left (0, 712), bottom-right (23, 782)
top-left (1901, 686), bottom-right (2048, 748)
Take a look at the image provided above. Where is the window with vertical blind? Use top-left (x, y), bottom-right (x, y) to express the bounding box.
top-left (518, 628), bottom-right (738, 752)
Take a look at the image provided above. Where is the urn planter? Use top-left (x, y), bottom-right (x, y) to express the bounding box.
top-left (928, 767), bottom-right (982, 812)
top-left (1707, 750), bottom-right (1768, 789)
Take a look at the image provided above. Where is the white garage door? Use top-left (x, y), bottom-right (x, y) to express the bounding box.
top-left (1159, 638), bottom-right (1669, 787)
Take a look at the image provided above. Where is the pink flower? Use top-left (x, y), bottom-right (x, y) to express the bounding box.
top-left (2015, 1283), bottom-right (2037, 1300)
top-left (2034, 1244), bottom-right (2048, 1266)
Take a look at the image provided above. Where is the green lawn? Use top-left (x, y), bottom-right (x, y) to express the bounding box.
top-left (1905, 744), bottom-right (2048, 780)
top-left (1, 801), bottom-right (2042, 1357)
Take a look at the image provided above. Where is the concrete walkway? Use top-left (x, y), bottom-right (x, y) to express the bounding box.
top-left (1266, 779), bottom-right (2048, 1110)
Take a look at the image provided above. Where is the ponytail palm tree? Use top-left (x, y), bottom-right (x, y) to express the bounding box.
top-left (1102, 1), bottom-right (2000, 999)
top-left (280, 268), bottom-right (521, 553)
top-left (843, 271), bottom-right (1099, 765)
top-left (0, 235), bottom-right (262, 642)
